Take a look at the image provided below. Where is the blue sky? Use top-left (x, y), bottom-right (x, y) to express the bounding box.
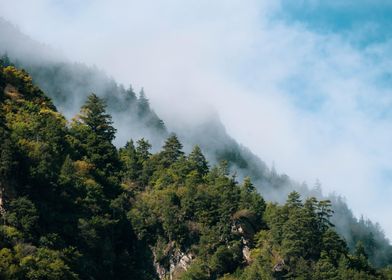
top-left (277, 0), bottom-right (392, 114)
top-left (0, 0), bottom-right (391, 238)
top-left (280, 0), bottom-right (392, 45)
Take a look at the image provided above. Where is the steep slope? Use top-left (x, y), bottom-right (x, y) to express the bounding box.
top-left (0, 64), bottom-right (157, 279)
top-left (0, 18), bottom-right (391, 268)
top-left (1, 63), bottom-right (391, 279)
top-left (18, 61), bottom-right (168, 149)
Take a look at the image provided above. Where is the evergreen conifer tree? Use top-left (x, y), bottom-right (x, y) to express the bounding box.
top-left (136, 138), bottom-right (152, 163)
top-left (79, 93), bottom-right (116, 141)
top-left (187, 145), bottom-right (209, 176)
top-left (71, 94), bottom-right (119, 177)
top-left (137, 88), bottom-right (150, 117)
top-left (119, 140), bottom-right (140, 181)
top-left (160, 134), bottom-right (184, 167)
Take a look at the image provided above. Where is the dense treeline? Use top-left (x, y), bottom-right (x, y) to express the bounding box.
top-left (2, 17), bottom-right (392, 269)
top-left (11, 52), bottom-right (392, 269)
top-left (1, 63), bottom-right (392, 279)
top-left (11, 56), bottom-right (167, 150)
top-left (0, 64), bottom-right (154, 279)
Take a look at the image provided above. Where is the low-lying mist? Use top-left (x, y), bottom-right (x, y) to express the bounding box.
top-left (1, 0), bottom-right (392, 267)
top-left (1, 1), bottom-right (389, 241)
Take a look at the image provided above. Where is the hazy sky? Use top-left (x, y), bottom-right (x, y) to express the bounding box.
top-left (1, 0), bottom-right (392, 238)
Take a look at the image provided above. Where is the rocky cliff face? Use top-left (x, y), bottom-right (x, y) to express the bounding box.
top-left (151, 218), bottom-right (258, 280)
top-left (152, 241), bottom-right (194, 280)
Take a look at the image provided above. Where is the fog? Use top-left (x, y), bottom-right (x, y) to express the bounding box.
top-left (1, 0), bottom-right (392, 240)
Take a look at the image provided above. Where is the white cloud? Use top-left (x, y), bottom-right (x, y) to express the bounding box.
top-left (1, 0), bottom-right (392, 238)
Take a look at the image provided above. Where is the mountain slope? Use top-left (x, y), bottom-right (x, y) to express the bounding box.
top-left (1, 62), bottom-right (392, 279)
top-left (0, 18), bottom-right (391, 269)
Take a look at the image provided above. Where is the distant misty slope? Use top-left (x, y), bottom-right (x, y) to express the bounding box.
top-left (0, 18), bottom-right (60, 65)
top-left (0, 17), bottom-right (167, 149)
top-left (0, 17), bottom-right (275, 185)
top-left (175, 117), bottom-right (302, 201)
top-left (18, 61), bottom-right (168, 149)
top-left (1, 17), bottom-right (392, 267)
top-left (24, 57), bottom-right (293, 201)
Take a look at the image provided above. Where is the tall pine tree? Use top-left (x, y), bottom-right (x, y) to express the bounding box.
top-left (70, 93), bottom-right (119, 184)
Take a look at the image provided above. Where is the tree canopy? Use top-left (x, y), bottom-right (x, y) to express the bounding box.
top-left (0, 61), bottom-right (391, 280)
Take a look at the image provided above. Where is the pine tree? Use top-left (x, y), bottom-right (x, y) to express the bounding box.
top-left (303, 197), bottom-right (323, 259)
top-left (119, 140), bottom-right (140, 181)
top-left (70, 93), bottom-right (119, 179)
top-left (137, 88), bottom-right (150, 117)
top-left (281, 206), bottom-right (308, 261)
top-left (187, 145), bottom-right (209, 177)
top-left (238, 176), bottom-right (266, 229)
top-left (160, 134), bottom-right (184, 167)
top-left (286, 191), bottom-right (302, 209)
top-left (313, 255), bottom-right (340, 280)
top-left (136, 138), bottom-right (152, 163)
top-left (317, 199), bottom-right (334, 232)
top-left (79, 93), bottom-right (116, 142)
top-left (349, 241), bottom-right (375, 274)
top-left (321, 228), bottom-right (348, 266)
top-left (135, 138), bottom-right (153, 187)
top-left (281, 194), bottom-right (316, 263)
top-left (242, 177), bottom-right (256, 193)
top-left (125, 85), bottom-right (137, 104)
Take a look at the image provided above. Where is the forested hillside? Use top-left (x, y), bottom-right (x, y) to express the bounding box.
top-left (1, 59), bottom-right (392, 279)
top-left (3, 47), bottom-right (392, 270)
top-left (1, 16), bottom-right (392, 280)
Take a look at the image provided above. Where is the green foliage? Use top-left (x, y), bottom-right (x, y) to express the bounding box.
top-left (180, 260), bottom-right (210, 280)
top-left (1, 65), bottom-right (52, 106)
top-left (0, 245), bottom-right (78, 280)
top-left (209, 242), bottom-right (242, 277)
top-left (11, 49), bottom-right (392, 270)
top-left (0, 62), bottom-right (387, 280)
top-left (5, 197), bottom-right (39, 240)
top-left (78, 94), bottom-right (116, 142)
top-left (136, 138), bottom-right (152, 162)
top-left (159, 133), bottom-right (184, 167)
top-left (187, 145), bottom-right (209, 178)
top-left (223, 193), bottom-right (385, 280)
top-left (322, 228), bottom-right (348, 265)
top-left (70, 94), bottom-right (119, 178)
top-left (313, 256), bottom-right (340, 280)
top-left (119, 140), bottom-right (140, 181)
top-left (0, 117), bottom-right (14, 178)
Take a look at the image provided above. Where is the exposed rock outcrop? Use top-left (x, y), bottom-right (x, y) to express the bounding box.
top-left (153, 242), bottom-right (194, 280)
